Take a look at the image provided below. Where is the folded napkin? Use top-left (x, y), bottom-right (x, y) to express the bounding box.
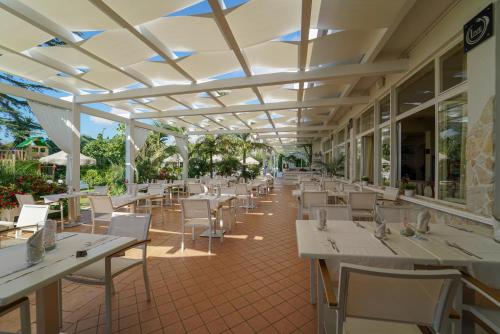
top-left (416, 210), bottom-right (431, 233)
top-left (43, 220), bottom-right (57, 250)
top-left (374, 221), bottom-right (386, 239)
top-left (374, 205), bottom-right (384, 225)
top-left (26, 229), bottom-right (45, 265)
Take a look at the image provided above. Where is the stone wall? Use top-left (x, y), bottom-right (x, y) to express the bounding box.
top-left (466, 96), bottom-right (495, 217)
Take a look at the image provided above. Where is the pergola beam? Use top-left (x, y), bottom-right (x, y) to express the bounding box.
top-left (75, 59), bottom-right (408, 104)
top-left (259, 134), bottom-right (324, 139)
top-left (132, 96), bottom-right (368, 119)
top-left (187, 125), bottom-right (335, 136)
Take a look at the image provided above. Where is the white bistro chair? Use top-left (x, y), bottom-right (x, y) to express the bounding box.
top-left (348, 192), bottom-right (378, 221)
top-left (187, 183), bottom-right (207, 196)
top-left (93, 185), bottom-right (109, 195)
top-left (317, 261), bottom-right (461, 334)
top-left (137, 185), bottom-right (166, 220)
top-left (180, 199), bottom-right (215, 254)
top-left (341, 183), bottom-right (361, 193)
top-left (16, 193), bottom-right (63, 229)
top-left (65, 213), bottom-right (151, 334)
top-left (299, 191), bottom-right (328, 219)
top-left (0, 297), bottom-right (31, 334)
top-left (88, 196), bottom-right (117, 234)
top-left (235, 183), bottom-right (251, 213)
top-left (310, 204), bottom-right (352, 221)
top-left (0, 204), bottom-right (49, 239)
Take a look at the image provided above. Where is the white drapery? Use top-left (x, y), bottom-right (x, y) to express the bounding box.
top-left (175, 136), bottom-right (189, 179)
top-left (132, 126), bottom-right (149, 160)
top-left (28, 101), bottom-right (72, 153)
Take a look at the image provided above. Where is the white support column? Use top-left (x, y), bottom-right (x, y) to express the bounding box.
top-left (389, 86), bottom-right (398, 188)
top-left (125, 122), bottom-right (135, 183)
top-left (349, 125), bottom-right (356, 183)
top-left (373, 99), bottom-right (381, 185)
top-left (175, 136), bottom-right (189, 179)
top-left (69, 103), bottom-right (81, 192)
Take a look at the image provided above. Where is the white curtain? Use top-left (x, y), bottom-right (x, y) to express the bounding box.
top-left (175, 136), bottom-right (189, 179)
top-left (133, 127), bottom-right (149, 160)
top-left (28, 101), bottom-right (72, 153)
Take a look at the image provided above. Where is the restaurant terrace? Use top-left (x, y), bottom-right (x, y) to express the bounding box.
top-left (0, 0), bottom-right (499, 333)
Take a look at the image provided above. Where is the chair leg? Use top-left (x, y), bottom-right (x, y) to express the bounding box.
top-left (208, 230), bottom-right (212, 255)
top-left (58, 280), bottom-right (62, 328)
top-left (20, 298), bottom-right (31, 334)
top-left (192, 226), bottom-right (195, 240)
top-left (181, 224), bottom-right (185, 252)
top-left (142, 263), bottom-right (151, 302)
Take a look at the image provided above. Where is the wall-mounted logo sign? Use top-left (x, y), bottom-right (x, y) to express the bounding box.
top-left (464, 4), bottom-right (493, 53)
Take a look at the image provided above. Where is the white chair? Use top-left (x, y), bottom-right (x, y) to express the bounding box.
top-left (342, 183), bottom-right (361, 193)
top-left (310, 204), bottom-right (352, 221)
top-left (93, 185), bottom-right (108, 195)
top-left (88, 196), bottom-right (116, 234)
top-left (318, 261), bottom-right (461, 334)
top-left (137, 184), bottom-right (166, 216)
top-left (65, 213), bottom-right (152, 334)
top-left (221, 197), bottom-right (237, 232)
top-left (0, 204), bottom-right (49, 239)
top-left (16, 193), bottom-right (63, 229)
top-left (0, 297), bottom-right (31, 334)
top-left (180, 199), bottom-right (215, 254)
top-left (348, 192), bottom-right (378, 220)
top-left (187, 183), bottom-right (207, 195)
top-left (235, 183), bottom-right (251, 213)
top-left (171, 180), bottom-right (185, 200)
top-left (300, 191), bottom-right (328, 219)
top-left (377, 205), bottom-right (418, 225)
top-left (126, 183), bottom-right (138, 195)
top-left (323, 180), bottom-right (340, 192)
top-left (220, 186), bottom-right (236, 195)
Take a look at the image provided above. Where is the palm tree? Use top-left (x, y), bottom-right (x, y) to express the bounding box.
top-left (234, 134), bottom-right (271, 181)
top-left (191, 134), bottom-right (235, 178)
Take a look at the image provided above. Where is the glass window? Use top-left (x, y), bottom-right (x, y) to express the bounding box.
top-left (397, 62), bottom-right (435, 114)
top-left (335, 144), bottom-right (346, 177)
top-left (441, 44), bottom-right (467, 92)
top-left (355, 118), bottom-right (360, 134)
top-left (380, 126), bottom-right (390, 186)
top-left (323, 139), bottom-right (331, 152)
top-left (379, 95), bottom-right (390, 123)
top-left (438, 93), bottom-right (467, 204)
top-left (355, 138), bottom-right (361, 180)
top-left (346, 141), bottom-right (350, 179)
top-left (337, 128), bottom-right (345, 144)
top-left (360, 107), bottom-right (374, 132)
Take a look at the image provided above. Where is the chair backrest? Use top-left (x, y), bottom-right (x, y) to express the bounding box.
top-left (181, 199), bottom-right (211, 220)
top-left (336, 263), bottom-right (460, 333)
top-left (348, 192), bottom-right (377, 211)
top-left (15, 194), bottom-right (36, 206)
top-left (147, 184), bottom-right (165, 195)
top-left (342, 183), bottom-right (361, 192)
top-left (323, 180), bottom-right (339, 192)
top-left (89, 196), bottom-right (114, 215)
top-left (220, 187), bottom-right (236, 195)
top-left (16, 204), bottom-right (49, 228)
top-left (187, 183), bottom-right (206, 195)
top-left (383, 187), bottom-right (400, 201)
top-left (108, 213), bottom-right (151, 249)
top-left (172, 179), bottom-right (185, 186)
top-left (310, 205), bottom-right (351, 221)
top-left (302, 191), bottom-right (328, 210)
top-left (93, 185), bottom-right (108, 195)
top-left (303, 184), bottom-right (321, 191)
top-left (235, 183), bottom-right (249, 195)
top-left (377, 206), bottom-right (418, 225)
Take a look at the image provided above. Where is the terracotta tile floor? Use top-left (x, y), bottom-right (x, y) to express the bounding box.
top-left (1, 182), bottom-right (317, 333)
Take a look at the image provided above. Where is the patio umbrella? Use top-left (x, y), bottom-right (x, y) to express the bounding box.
top-left (241, 157), bottom-right (259, 165)
top-left (39, 151), bottom-right (96, 166)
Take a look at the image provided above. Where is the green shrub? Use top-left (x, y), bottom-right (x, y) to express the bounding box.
top-left (82, 169), bottom-right (106, 188)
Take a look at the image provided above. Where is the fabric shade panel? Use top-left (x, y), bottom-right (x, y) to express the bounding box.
top-left (30, 46), bottom-right (112, 73)
top-left (103, 0), bottom-right (199, 26)
top-left (128, 61), bottom-right (190, 86)
top-left (171, 93), bottom-right (219, 109)
top-left (20, 0), bottom-right (118, 31)
top-left (244, 41), bottom-right (299, 71)
top-left (80, 29), bottom-right (156, 68)
top-left (28, 101), bottom-right (73, 154)
top-left (314, 0), bottom-right (408, 30)
top-left (302, 83), bottom-right (344, 100)
top-left (43, 76), bottom-right (105, 95)
top-left (226, 0), bottom-right (302, 48)
top-left (142, 16), bottom-right (229, 52)
top-left (81, 69), bottom-right (136, 91)
top-left (0, 10), bottom-right (52, 52)
top-left (0, 53), bottom-right (58, 82)
top-left (145, 96), bottom-right (186, 111)
top-left (176, 50), bottom-right (242, 82)
top-left (260, 85), bottom-right (297, 103)
top-left (131, 126), bottom-right (149, 161)
top-left (215, 88), bottom-right (257, 106)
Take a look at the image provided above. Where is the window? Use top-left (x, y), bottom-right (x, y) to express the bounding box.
top-left (355, 138), bottom-right (361, 180)
top-left (322, 138), bottom-right (331, 152)
top-left (441, 45), bottom-right (467, 92)
top-left (438, 93), bottom-right (467, 204)
top-left (336, 128), bottom-right (345, 144)
top-left (379, 95), bottom-right (390, 123)
top-left (397, 62), bottom-right (435, 114)
top-left (360, 107), bottom-right (374, 132)
top-left (380, 126), bottom-right (390, 186)
top-left (335, 144), bottom-right (346, 177)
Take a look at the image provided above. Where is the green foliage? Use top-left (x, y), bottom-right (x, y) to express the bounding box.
top-left (0, 161), bottom-right (41, 186)
top-left (188, 157), bottom-right (209, 178)
top-left (82, 126), bottom-right (125, 168)
top-left (216, 157), bottom-right (241, 177)
top-left (316, 154), bottom-right (345, 176)
top-left (401, 182), bottom-right (416, 190)
top-left (190, 134), bottom-right (236, 178)
top-left (104, 164), bottom-right (125, 195)
top-left (82, 169), bottom-right (106, 188)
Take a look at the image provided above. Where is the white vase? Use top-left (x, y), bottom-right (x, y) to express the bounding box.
top-left (361, 181), bottom-right (368, 186)
top-left (404, 189), bottom-right (414, 197)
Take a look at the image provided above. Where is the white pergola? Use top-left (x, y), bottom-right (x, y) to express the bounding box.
top-left (0, 0), bottom-right (415, 190)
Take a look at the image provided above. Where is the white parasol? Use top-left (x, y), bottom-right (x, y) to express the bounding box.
top-left (39, 151), bottom-right (96, 166)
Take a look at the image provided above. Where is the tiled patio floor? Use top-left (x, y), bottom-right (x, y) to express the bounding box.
top-left (1, 182), bottom-right (316, 333)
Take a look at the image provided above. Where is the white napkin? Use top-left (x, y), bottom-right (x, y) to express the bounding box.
top-left (493, 218), bottom-right (500, 243)
top-left (43, 220), bottom-right (57, 250)
top-left (375, 222), bottom-right (387, 239)
top-left (26, 229), bottom-right (45, 265)
top-left (416, 210), bottom-right (431, 233)
top-left (374, 205), bottom-right (384, 225)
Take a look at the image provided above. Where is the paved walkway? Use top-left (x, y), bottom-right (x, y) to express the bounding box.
top-left (1, 182), bottom-right (316, 333)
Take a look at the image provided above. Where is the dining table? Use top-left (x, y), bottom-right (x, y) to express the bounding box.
top-left (0, 232), bottom-right (136, 334)
top-left (43, 191), bottom-right (100, 227)
top-left (111, 193), bottom-right (159, 212)
top-left (296, 219), bottom-right (500, 333)
top-left (188, 193), bottom-right (237, 238)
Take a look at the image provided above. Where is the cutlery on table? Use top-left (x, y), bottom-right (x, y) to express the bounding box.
top-left (327, 237), bottom-right (340, 252)
top-left (445, 240), bottom-right (482, 259)
top-left (379, 239), bottom-right (398, 255)
top-left (354, 221), bottom-right (366, 229)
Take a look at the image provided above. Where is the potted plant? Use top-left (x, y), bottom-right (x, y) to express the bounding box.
top-left (360, 176), bottom-right (369, 186)
top-left (402, 183), bottom-right (416, 197)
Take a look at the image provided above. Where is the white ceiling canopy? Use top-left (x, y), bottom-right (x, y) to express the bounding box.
top-left (0, 10), bottom-right (52, 52)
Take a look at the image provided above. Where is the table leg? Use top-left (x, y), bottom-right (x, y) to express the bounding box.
top-left (316, 260), bottom-right (322, 333)
top-left (36, 281), bottom-right (60, 334)
top-left (310, 258), bottom-right (316, 304)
